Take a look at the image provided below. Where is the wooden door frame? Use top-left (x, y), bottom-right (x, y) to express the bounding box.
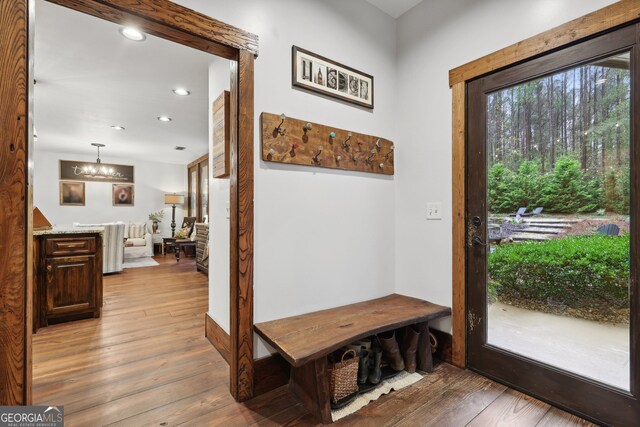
top-left (450, 1), bottom-right (640, 368)
top-left (0, 0), bottom-right (256, 405)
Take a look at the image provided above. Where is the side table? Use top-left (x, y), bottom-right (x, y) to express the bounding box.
top-left (152, 233), bottom-right (163, 255)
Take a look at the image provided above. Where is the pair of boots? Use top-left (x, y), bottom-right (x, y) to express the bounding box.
top-left (351, 341), bottom-right (383, 385)
top-left (378, 325), bottom-right (420, 373)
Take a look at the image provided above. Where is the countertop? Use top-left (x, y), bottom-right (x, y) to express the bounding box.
top-left (33, 226), bottom-right (104, 236)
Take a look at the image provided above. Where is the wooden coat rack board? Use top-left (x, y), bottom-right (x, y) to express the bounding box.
top-left (260, 112), bottom-right (394, 175)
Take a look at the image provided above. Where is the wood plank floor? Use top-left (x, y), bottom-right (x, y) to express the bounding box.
top-left (33, 256), bottom-right (596, 426)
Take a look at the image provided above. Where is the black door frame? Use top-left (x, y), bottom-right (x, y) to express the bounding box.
top-left (466, 24), bottom-right (639, 426)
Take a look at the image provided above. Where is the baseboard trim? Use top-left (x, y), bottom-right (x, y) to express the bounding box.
top-left (205, 313), bottom-right (230, 364)
top-left (254, 353), bottom-right (290, 397)
top-left (430, 328), bottom-right (453, 363)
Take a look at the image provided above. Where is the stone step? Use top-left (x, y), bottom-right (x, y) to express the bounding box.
top-left (522, 227), bottom-right (562, 234)
top-left (511, 232), bottom-right (555, 241)
top-left (524, 222), bottom-right (572, 229)
top-left (521, 218), bottom-right (581, 223)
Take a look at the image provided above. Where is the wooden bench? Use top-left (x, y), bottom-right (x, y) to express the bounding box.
top-left (254, 294), bottom-right (451, 424)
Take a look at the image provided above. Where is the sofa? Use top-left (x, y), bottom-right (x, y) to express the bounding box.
top-left (74, 222), bottom-right (125, 274)
top-left (123, 222), bottom-right (153, 259)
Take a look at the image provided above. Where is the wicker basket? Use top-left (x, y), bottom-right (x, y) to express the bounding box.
top-left (329, 349), bottom-right (359, 403)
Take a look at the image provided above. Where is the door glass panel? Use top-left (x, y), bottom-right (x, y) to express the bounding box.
top-left (486, 52), bottom-right (631, 390)
top-left (200, 164), bottom-right (209, 221)
top-left (190, 169), bottom-right (197, 217)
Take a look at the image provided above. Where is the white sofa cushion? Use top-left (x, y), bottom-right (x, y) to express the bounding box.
top-left (129, 223), bottom-right (146, 238)
top-left (126, 238), bottom-right (147, 247)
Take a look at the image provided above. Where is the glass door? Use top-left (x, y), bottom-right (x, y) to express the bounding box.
top-left (466, 24), bottom-right (639, 425)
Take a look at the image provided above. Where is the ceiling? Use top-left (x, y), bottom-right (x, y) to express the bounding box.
top-left (365, 0), bottom-right (424, 19)
top-left (34, 0), bottom-right (220, 165)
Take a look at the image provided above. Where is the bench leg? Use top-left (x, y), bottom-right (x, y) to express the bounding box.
top-left (289, 358), bottom-right (332, 424)
top-left (416, 321), bottom-right (433, 373)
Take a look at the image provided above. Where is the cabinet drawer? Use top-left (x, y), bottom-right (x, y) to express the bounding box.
top-left (45, 236), bottom-right (96, 256)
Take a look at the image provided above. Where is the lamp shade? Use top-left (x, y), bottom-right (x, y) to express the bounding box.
top-left (164, 194), bottom-right (184, 205)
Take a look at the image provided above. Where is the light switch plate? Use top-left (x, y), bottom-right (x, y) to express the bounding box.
top-left (427, 202), bottom-right (442, 220)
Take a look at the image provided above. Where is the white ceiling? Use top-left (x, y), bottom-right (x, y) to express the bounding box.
top-left (365, 0), bottom-right (424, 18)
top-left (34, 0), bottom-right (221, 165)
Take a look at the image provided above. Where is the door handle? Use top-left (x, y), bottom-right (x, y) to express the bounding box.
top-left (472, 235), bottom-right (487, 247)
top-left (468, 216), bottom-right (486, 248)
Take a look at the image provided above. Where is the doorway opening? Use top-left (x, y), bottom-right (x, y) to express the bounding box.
top-left (0, 0), bottom-right (256, 408)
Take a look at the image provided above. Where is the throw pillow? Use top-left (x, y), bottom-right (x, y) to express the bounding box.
top-left (129, 223), bottom-right (146, 239)
top-left (174, 227), bottom-right (189, 239)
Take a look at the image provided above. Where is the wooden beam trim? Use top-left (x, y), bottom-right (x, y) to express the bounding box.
top-left (451, 82), bottom-right (466, 368)
top-left (229, 50), bottom-right (255, 402)
top-left (205, 313), bottom-right (231, 364)
top-left (48, 0), bottom-right (258, 58)
top-left (0, 0), bottom-right (30, 405)
top-left (449, 0), bottom-right (640, 86)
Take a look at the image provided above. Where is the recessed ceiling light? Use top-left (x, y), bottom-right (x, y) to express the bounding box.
top-left (174, 146), bottom-right (186, 151)
top-left (157, 116), bottom-right (172, 122)
top-left (111, 125), bottom-right (125, 130)
top-left (119, 27), bottom-right (146, 42)
top-left (173, 88), bottom-right (191, 96)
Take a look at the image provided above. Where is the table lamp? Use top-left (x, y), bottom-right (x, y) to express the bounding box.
top-left (164, 193), bottom-right (185, 237)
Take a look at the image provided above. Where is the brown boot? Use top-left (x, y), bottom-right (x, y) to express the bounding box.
top-left (378, 330), bottom-right (405, 371)
top-left (401, 325), bottom-right (420, 373)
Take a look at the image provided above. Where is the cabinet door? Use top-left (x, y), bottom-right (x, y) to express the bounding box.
top-left (45, 255), bottom-right (95, 316)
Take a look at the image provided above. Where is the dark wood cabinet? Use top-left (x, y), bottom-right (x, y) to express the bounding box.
top-left (34, 232), bottom-right (103, 331)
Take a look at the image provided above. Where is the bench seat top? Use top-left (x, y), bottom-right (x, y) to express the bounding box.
top-left (254, 293), bottom-right (451, 367)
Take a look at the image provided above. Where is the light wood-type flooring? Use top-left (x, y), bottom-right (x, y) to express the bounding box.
top-left (33, 256), bottom-right (596, 426)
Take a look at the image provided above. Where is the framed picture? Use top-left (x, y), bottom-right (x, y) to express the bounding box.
top-left (112, 184), bottom-right (134, 206)
top-left (60, 181), bottom-right (85, 206)
top-left (292, 46), bottom-right (374, 109)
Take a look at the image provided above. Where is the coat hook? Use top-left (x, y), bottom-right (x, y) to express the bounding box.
top-left (336, 155), bottom-right (342, 163)
top-left (303, 122), bottom-right (313, 133)
top-left (274, 113), bottom-right (286, 136)
top-left (313, 145), bottom-right (324, 163)
top-left (379, 163), bottom-right (384, 169)
top-left (268, 148), bottom-right (276, 157)
top-left (343, 132), bottom-right (352, 149)
top-left (289, 142), bottom-right (299, 157)
top-left (329, 131), bottom-right (336, 142)
top-left (385, 144), bottom-right (395, 160)
top-left (365, 149), bottom-right (376, 165)
top-left (375, 138), bottom-right (381, 149)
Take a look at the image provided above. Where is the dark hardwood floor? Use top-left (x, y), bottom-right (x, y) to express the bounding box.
top-left (33, 256), bottom-right (595, 426)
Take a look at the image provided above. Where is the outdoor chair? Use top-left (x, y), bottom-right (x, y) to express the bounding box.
top-left (510, 207), bottom-right (527, 217)
top-left (596, 224), bottom-right (620, 236)
top-left (531, 207), bottom-right (544, 215)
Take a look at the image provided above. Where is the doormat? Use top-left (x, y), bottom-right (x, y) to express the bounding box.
top-left (123, 258), bottom-right (159, 269)
top-left (331, 371), bottom-right (423, 422)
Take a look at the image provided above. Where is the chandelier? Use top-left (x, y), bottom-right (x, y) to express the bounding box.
top-left (81, 143), bottom-right (114, 178)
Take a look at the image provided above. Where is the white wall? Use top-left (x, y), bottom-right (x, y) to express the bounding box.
top-left (177, 0), bottom-right (398, 356)
top-left (34, 148), bottom-right (188, 234)
top-left (394, 0), bottom-right (618, 331)
top-left (208, 59), bottom-right (231, 332)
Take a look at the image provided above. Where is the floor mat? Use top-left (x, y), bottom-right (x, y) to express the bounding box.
top-left (123, 258), bottom-right (159, 269)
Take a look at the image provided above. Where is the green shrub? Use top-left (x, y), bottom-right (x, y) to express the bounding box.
top-left (541, 157), bottom-right (601, 213)
top-left (488, 235), bottom-right (629, 320)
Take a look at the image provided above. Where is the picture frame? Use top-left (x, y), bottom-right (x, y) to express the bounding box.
top-left (292, 46), bottom-right (374, 109)
top-left (60, 181), bottom-right (85, 206)
top-left (112, 184), bottom-right (134, 206)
